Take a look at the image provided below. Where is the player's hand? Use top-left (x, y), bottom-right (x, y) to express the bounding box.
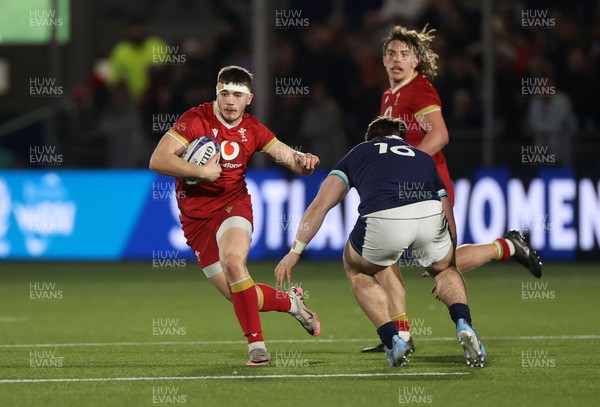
top-left (198, 154), bottom-right (222, 183)
top-left (295, 152), bottom-right (320, 174)
top-left (274, 252), bottom-right (301, 286)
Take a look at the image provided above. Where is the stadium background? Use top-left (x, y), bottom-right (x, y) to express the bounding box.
top-left (1, 0), bottom-right (599, 262)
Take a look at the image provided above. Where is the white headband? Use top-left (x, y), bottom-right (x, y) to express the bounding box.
top-left (216, 82), bottom-right (251, 95)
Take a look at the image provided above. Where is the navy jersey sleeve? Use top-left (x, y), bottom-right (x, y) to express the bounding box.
top-left (328, 149), bottom-right (356, 191)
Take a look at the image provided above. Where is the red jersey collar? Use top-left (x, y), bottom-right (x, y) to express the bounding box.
top-left (389, 71), bottom-right (419, 94)
top-left (213, 101), bottom-right (243, 129)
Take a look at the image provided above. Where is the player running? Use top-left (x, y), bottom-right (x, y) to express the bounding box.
top-left (361, 25), bottom-right (543, 354)
top-left (149, 66), bottom-right (321, 366)
top-left (276, 116), bottom-right (486, 368)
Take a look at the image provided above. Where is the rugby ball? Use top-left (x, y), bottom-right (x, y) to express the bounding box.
top-left (181, 136), bottom-right (220, 185)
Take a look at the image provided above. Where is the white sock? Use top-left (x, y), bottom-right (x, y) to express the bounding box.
top-left (397, 331), bottom-right (411, 342)
top-left (248, 341), bottom-right (266, 352)
top-left (288, 293), bottom-right (298, 315)
top-left (505, 239), bottom-right (516, 256)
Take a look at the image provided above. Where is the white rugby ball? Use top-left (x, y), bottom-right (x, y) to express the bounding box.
top-left (181, 136), bottom-right (220, 185)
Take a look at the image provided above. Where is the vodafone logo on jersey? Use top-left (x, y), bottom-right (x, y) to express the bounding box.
top-left (221, 140), bottom-right (240, 160)
top-left (220, 140), bottom-right (243, 169)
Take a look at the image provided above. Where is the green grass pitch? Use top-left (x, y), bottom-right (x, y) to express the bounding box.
top-left (1, 260), bottom-right (599, 406)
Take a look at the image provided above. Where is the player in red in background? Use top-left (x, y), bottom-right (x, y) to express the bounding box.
top-left (149, 66), bottom-right (321, 366)
top-left (361, 26), bottom-right (542, 353)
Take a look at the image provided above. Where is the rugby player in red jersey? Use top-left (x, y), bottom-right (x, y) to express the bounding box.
top-left (361, 26), bottom-right (542, 353)
top-left (149, 66), bottom-right (321, 366)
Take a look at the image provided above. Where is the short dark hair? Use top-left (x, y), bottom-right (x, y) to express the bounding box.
top-left (365, 116), bottom-right (407, 141)
top-left (217, 65), bottom-right (253, 88)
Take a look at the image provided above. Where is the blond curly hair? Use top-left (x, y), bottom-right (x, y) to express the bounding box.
top-left (382, 25), bottom-right (439, 79)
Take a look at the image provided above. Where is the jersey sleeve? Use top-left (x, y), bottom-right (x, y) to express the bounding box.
top-left (413, 78), bottom-right (442, 116)
top-left (328, 150), bottom-right (354, 191)
top-left (166, 109), bottom-right (208, 148)
top-left (256, 123), bottom-right (279, 153)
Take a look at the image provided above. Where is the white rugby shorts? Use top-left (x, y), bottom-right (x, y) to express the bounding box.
top-left (348, 201), bottom-right (452, 267)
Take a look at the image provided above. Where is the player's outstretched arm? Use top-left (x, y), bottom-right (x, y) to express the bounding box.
top-left (275, 175), bottom-right (348, 285)
top-left (265, 141), bottom-right (320, 176)
top-left (149, 134), bottom-right (222, 182)
top-left (415, 110), bottom-right (449, 156)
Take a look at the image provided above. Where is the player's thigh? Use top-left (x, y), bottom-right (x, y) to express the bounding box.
top-left (217, 216), bottom-right (252, 266)
top-left (181, 217), bottom-right (222, 279)
top-left (343, 240), bottom-right (386, 277)
top-left (412, 213), bottom-right (454, 270)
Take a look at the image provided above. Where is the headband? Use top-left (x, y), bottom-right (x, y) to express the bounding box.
top-left (216, 82), bottom-right (251, 95)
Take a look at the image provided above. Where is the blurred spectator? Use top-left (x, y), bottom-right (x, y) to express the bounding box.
top-left (3, 0), bottom-right (600, 170)
top-left (525, 78), bottom-right (577, 166)
top-left (562, 47), bottom-right (596, 129)
top-left (108, 16), bottom-right (167, 100)
top-left (447, 88), bottom-right (481, 129)
top-left (299, 83), bottom-right (346, 169)
top-left (95, 82), bottom-right (149, 167)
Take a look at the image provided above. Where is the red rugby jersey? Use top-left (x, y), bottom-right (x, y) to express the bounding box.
top-left (380, 73), bottom-right (447, 168)
top-left (167, 102), bottom-right (278, 220)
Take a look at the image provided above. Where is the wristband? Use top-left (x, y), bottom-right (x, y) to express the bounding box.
top-left (290, 239), bottom-right (307, 255)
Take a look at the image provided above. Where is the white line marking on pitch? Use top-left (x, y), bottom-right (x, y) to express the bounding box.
top-left (0, 317), bottom-right (28, 323)
top-left (0, 372), bottom-right (469, 384)
top-left (0, 335), bottom-right (599, 348)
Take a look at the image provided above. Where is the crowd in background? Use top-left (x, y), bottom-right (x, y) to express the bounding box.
top-left (4, 0), bottom-right (600, 170)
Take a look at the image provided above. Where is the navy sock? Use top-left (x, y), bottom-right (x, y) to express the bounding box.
top-left (448, 303), bottom-right (472, 326)
top-left (376, 321), bottom-right (398, 349)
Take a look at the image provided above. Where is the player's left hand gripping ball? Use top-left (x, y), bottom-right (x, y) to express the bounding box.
top-left (181, 136), bottom-right (220, 185)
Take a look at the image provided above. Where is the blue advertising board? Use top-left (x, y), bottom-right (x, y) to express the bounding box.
top-left (0, 169), bottom-right (598, 261)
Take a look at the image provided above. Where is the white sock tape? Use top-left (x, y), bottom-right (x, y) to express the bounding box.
top-left (290, 239), bottom-right (307, 255)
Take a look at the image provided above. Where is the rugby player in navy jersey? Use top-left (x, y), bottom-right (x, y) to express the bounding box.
top-left (275, 116), bottom-right (486, 367)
